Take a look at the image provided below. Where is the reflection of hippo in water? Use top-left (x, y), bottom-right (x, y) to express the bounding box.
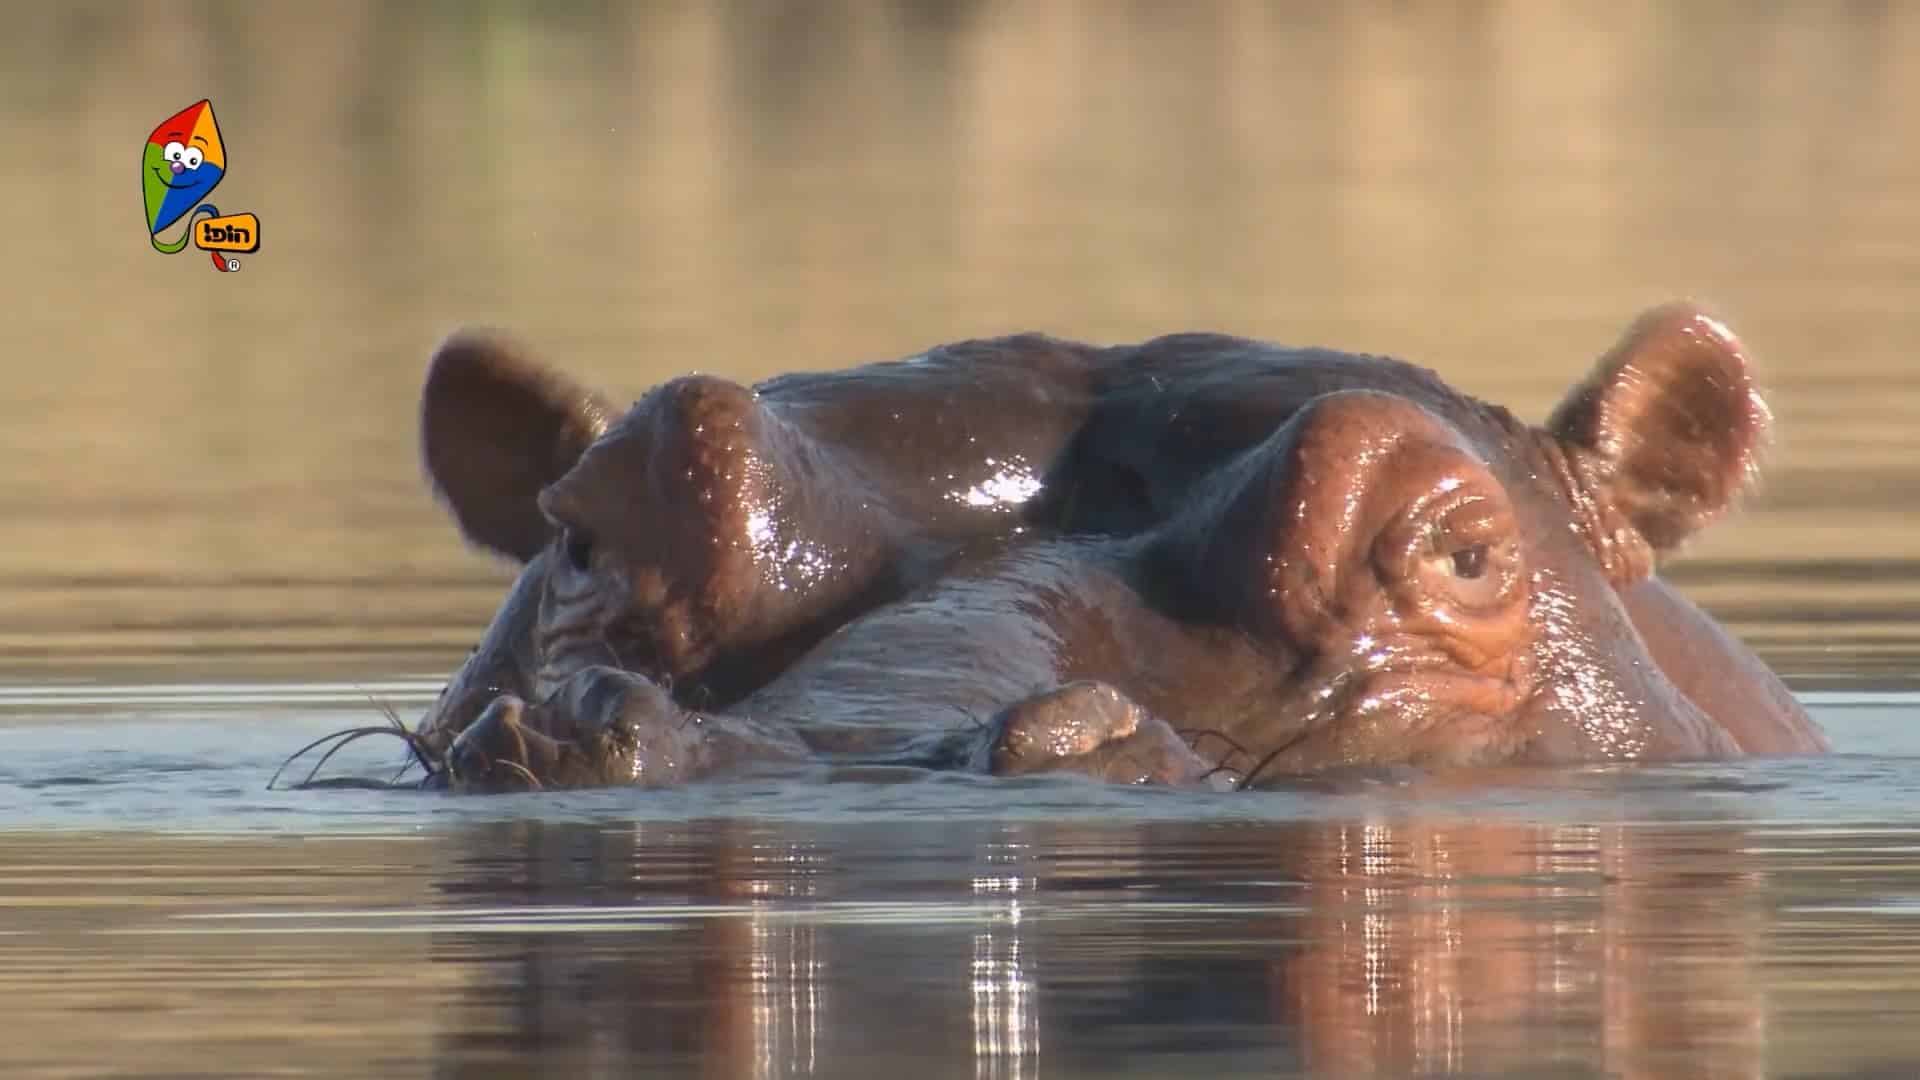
top-left (398, 303), bottom-right (1826, 793)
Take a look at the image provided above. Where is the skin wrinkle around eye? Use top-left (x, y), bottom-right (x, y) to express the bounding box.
top-left (1220, 394), bottom-right (1549, 775)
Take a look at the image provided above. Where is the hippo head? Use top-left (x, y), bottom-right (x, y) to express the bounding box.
top-left (397, 303), bottom-right (1812, 793)
top-left (1140, 303), bottom-right (1788, 775)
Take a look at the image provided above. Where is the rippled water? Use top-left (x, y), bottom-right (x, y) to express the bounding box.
top-left (5, 2), bottom-right (1920, 1077)
top-left (2, 688), bottom-right (1919, 1077)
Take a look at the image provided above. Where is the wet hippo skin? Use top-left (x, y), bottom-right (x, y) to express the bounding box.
top-left (403, 303), bottom-right (1826, 792)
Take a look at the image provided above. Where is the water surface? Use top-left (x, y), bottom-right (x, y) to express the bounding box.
top-left (3, 688), bottom-right (1919, 1078)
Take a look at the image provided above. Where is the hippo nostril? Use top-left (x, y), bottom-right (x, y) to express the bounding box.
top-left (561, 527), bottom-right (594, 572)
top-left (446, 695), bottom-right (529, 787)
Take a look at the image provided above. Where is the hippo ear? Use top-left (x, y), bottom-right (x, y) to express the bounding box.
top-left (421, 330), bottom-right (617, 563)
top-left (1546, 302), bottom-right (1771, 554)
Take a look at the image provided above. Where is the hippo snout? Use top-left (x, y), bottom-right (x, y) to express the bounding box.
top-left (434, 675), bottom-right (640, 794)
top-left (442, 696), bottom-right (550, 791)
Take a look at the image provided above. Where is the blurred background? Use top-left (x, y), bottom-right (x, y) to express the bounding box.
top-left (2, 0), bottom-right (1916, 682)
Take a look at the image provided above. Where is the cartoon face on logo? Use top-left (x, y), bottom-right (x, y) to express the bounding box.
top-left (143, 100), bottom-right (225, 236)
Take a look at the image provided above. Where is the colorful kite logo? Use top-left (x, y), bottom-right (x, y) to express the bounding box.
top-left (143, 99), bottom-right (261, 273)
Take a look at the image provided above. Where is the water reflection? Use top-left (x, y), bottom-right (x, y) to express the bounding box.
top-left (1, 1), bottom-right (1917, 680)
top-left (970, 841), bottom-right (1037, 1080)
top-left (402, 813), bottom-right (1794, 1078)
top-left (1279, 820), bottom-right (1768, 1078)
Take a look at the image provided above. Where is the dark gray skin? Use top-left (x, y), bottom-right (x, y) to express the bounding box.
top-left (411, 304), bottom-right (1827, 793)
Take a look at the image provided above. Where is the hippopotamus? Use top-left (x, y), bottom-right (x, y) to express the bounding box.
top-left (364, 303), bottom-right (1824, 793)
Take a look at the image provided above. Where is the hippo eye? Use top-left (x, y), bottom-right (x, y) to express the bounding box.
top-left (1424, 529), bottom-right (1520, 615)
top-left (1450, 544), bottom-right (1489, 580)
top-left (1379, 484), bottom-right (1524, 621)
top-left (561, 527), bottom-right (594, 572)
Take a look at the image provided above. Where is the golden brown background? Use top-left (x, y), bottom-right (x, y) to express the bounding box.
top-left (3, 1), bottom-right (1915, 678)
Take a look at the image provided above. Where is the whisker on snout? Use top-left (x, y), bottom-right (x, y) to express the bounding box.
top-left (1232, 726), bottom-right (1321, 792)
top-left (294, 776), bottom-right (424, 791)
top-left (1177, 727), bottom-right (1253, 788)
top-left (365, 694), bottom-right (402, 729)
top-left (495, 759), bottom-right (544, 791)
top-left (1200, 763), bottom-right (1247, 786)
top-left (364, 693), bottom-right (436, 784)
top-left (1178, 727), bottom-right (1250, 760)
top-left (267, 724), bottom-right (445, 792)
